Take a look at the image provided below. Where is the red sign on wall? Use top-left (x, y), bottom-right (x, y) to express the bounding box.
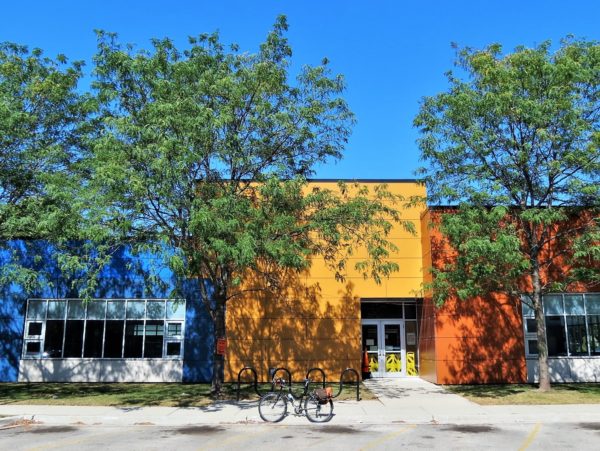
top-left (216, 338), bottom-right (227, 355)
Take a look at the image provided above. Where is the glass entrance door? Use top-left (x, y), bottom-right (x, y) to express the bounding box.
top-left (362, 320), bottom-right (405, 378)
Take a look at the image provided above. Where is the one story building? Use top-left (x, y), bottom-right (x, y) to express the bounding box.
top-left (2, 180), bottom-right (598, 384)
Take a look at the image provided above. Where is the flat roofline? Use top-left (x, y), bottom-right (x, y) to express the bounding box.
top-left (308, 178), bottom-right (420, 183)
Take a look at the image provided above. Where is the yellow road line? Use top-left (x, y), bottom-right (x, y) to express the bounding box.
top-left (518, 422), bottom-right (542, 451)
top-left (360, 424), bottom-right (416, 451)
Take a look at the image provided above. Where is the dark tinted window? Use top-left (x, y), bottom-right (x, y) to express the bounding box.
top-left (28, 322), bottom-right (42, 336)
top-left (143, 321), bottom-right (164, 358)
top-left (63, 320), bottom-right (84, 357)
top-left (124, 321), bottom-right (144, 358)
top-left (546, 316), bottom-right (567, 356)
top-left (166, 342), bottom-right (181, 356)
top-left (361, 303), bottom-right (403, 319)
top-left (104, 321), bottom-right (124, 358)
top-left (44, 320), bottom-right (64, 357)
top-left (84, 321), bottom-right (104, 358)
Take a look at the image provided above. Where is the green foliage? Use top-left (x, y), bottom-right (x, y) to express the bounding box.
top-left (0, 43), bottom-right (84, 239)
top-left (571, 217), bottom-right (600, 286)
top-left (415, 37), bottom-right (599, 208)
top-left (0, 42), bottom-right (101, 293)
top-left (416, 38), bottom-right (600, 304)
top-left (88, 16), bottom-right (404, 304)
top-left (305, 181), bottom-right (409, 284)
top-left (429, 206), bottom-right (529, 305)
top-left (1, 17), bottom-right (406, 319)
top-left (87, 18), bottom-right (406, 389)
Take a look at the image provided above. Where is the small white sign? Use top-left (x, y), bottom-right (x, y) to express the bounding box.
top-left (366, 339), bottom-right (374, 346)
top-left (407, 333), bottom-right (416, 346)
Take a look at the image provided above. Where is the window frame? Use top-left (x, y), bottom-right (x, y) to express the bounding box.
top-left (522, 293), bottom-right (600, 358)
top-left (164, 321), bottom-right (185, 359)
top-left (22, 298), bottom-right (185, 361)
top-left (22, 300), bottom-right (48, 358)
top-left (25, 321), bottom-right (44, 339)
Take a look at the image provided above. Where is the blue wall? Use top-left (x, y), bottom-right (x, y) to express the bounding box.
top-left (182, 281), bottom-right (213, 383)
top-left (0, 242), bottom-right (213, 382)
top-left (0, 284), bottom-right (25, 381)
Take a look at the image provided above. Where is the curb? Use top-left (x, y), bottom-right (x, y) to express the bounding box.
top-left (0, 415), bottom-right (25, 429)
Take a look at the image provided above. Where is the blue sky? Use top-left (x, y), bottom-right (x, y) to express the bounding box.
top-left (2, 1), bottom-right (598, 179)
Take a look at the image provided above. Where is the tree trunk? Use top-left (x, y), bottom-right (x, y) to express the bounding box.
top-left (211, 293), bottom-right (227, 396)
top-left (532, 262), bottom-right (551, 391)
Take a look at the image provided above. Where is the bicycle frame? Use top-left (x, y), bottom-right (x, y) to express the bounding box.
top-left (276, 378), bottom-right (310, 414)
top-left (258, 377), bottom-right (334, 423)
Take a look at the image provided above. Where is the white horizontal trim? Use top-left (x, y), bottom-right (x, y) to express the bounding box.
top-left (18, 358), bottom-right (183, 382)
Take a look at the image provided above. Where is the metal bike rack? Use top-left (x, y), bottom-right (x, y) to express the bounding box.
top-left (236, 366), bottom-right (261, 401)
top-left (235, 365), bottom-right (361, 402)
top-left (306, 367), bottom-right (326, 388)
top-left (270, 367), bottom-right (292, 392)
top-left (334, 367), bottom-right (360, 401)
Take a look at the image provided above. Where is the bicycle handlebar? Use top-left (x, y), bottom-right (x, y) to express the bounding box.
top-left (272, 377), bottom-right (312, 388)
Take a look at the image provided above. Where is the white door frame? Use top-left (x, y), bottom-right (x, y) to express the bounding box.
top-left (362, 319), bottom-right (405, 378)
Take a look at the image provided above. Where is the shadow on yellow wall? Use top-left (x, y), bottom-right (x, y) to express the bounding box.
top-left (226, 181), bottom-right (427, 383)
top-left (226, 268), bottom-right (362, 382)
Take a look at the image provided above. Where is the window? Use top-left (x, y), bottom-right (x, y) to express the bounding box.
top-left (104, 321), bottom-right (124, 358)
top-left (44, 321), bottom-right (64, 357)
top-left (124, 321), bottom-right (144, 358)
top-left (167, 322), bottom-right (183, 337)
top-left (27, 300), bottom-right (46, 320)
top-left (588, 315), bottom-right (600, 355)
top-left (546, 316), bottom-right (567, 356)
top-left (143, 321), bottom-right (164, 358)
top-left (84, 321), bottom-right (104, 358)
top-left (27, 322), bottom-right (43, 337)
top-left (64, 320), bottom-right (84, 357)
top-left (166, 342), bottom-right (182, 357)
top-left (523, 293), bottom-right (600, 358)
top-left (25, 341), bottom-right (41, 355)
top-left (22, 299), bottom-right (185, 360)
top-left (164, 321), bottom-right (184, 358)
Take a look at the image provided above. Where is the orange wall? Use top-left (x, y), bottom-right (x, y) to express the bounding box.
top-left (432, 293), bottom-right (527, 384)
top-left (420, 207), bottom-right (600, 384)
top-left (418, 209), bottom-right (437, 383)
top-left (420, 208), bottom-right (527, 384)
top-left (225, 181), bottom-right (427, 382)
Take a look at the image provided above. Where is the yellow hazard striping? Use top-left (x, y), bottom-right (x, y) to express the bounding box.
top-left (518, 422), bottom-right (542, 451)
top-left (360, 424), bottom-right (416, 450)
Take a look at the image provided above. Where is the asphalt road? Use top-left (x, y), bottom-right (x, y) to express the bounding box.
top-left (1, 421), bottom-right (599, 450)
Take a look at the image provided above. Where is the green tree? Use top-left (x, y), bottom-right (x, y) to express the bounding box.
top-left (90, 17), bottom-right (409, 393)
top-left (0, 42), bottom-right (94, 292)
top-left (415, 38), bottom-right (599, 390)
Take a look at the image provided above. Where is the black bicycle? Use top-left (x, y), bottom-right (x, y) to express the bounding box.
top-left (258, 377), bottom-right (334, 423)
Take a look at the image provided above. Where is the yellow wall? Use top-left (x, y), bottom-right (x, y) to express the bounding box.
top-left (225, 181), bottom-right (426, 382)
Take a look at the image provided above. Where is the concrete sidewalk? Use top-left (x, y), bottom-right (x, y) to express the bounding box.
top-left (2, 378), bottom-right (600, 427)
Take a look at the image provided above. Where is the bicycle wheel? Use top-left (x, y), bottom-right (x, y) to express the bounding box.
top-left (304, 394), bottom-right (333, 423)
top-left (258, 392), bottom-right (287, 422)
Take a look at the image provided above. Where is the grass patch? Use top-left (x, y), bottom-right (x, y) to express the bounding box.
top-left (446, 383), bottom-right (600, 405)
top-left (0, 382), bottom-right (372, 407)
